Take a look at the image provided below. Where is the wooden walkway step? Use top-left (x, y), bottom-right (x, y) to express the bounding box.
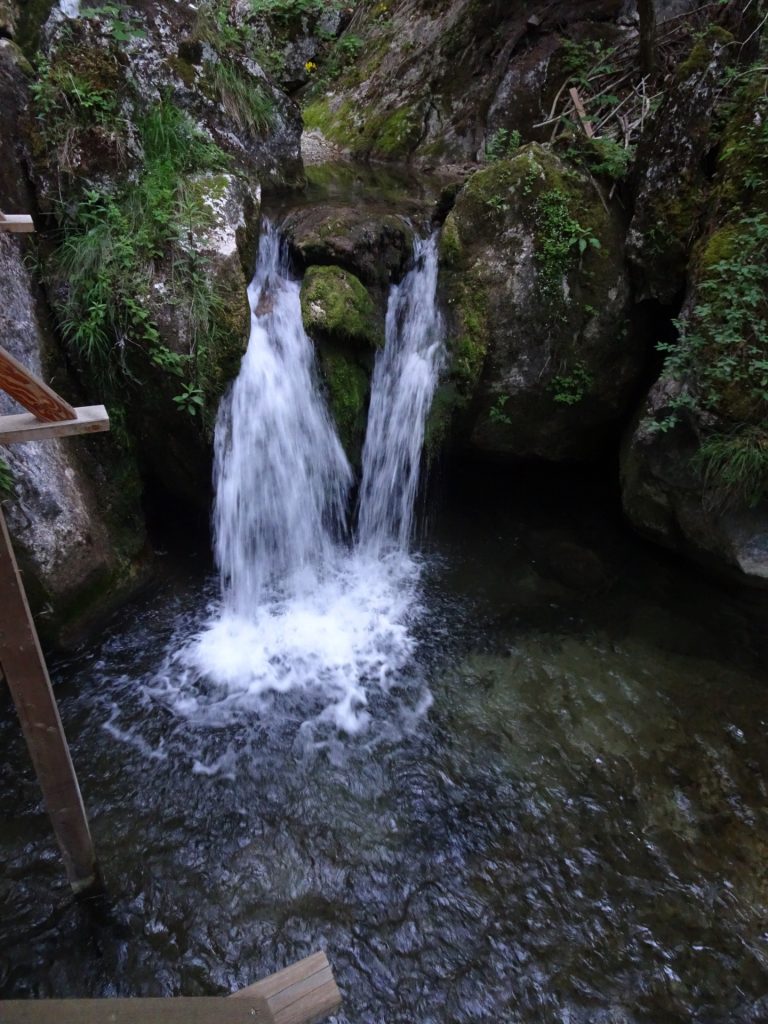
top-left (0, 952), bottom-right (341, 1024)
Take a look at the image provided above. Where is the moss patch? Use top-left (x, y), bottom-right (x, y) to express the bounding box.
top-left (319, 349), bottom-right (369, 463)
top-left (301, 265), bottom-right (383, 349)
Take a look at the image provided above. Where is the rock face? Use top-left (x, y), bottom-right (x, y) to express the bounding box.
top-left (627, 27), bottom-right (734, 304)
top-left (0, 38), bottom-right (146, 642)
top-left (0, 0), bottom-right (299, 635)
top-left (19, 1), bottom-right (280, 514)
top-left (437, 144), bottom-right (641, 461)
top-left (622, 47), bottom-right (768, 585)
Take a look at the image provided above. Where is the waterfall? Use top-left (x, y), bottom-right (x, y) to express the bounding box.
top-left (358, 233), bottom-right (443, 552)
top-left (213, 223), bottom-right (352, 613)
top-left (168, 222), bottom-right (443, 737)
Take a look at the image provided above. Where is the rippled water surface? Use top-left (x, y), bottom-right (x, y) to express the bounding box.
top-left (1, 475), bottom-right (767, 1023)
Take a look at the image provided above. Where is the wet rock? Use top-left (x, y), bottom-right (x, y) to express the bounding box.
top-left (283, 205), bottom-right (415, 289)
top-left (437, 143), bottom-right (642, 461)
top-left (300, 264), bottom-right (383, 466)
top-left (620, 387), bottom-right (768, 585)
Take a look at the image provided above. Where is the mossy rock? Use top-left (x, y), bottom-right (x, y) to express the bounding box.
top-left (301, 265), bottom-right (383, 350)
top-left (317, 347), bottom-right (369, 466)
top-left (283, 204), bottom-right (415, 288)
top-left (438, 143), bottom-right (641, 462)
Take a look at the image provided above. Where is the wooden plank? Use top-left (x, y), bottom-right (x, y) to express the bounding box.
top-left (232, 953), bottom-right (341, 1024)
top-left (0, 213), bottom-right (35, 233)
top-left (0, 508), bottom-right (98, 893)
top-left (0, 346), bottom-right (76, 421)
top-left (0, 996), bottom-right (272, 1024)
top-left (0, 405), bottom-right (109, 444)
top-left (568, 86), bottom-right (595, 138)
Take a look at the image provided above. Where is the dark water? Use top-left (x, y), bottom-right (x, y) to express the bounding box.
top-left (1, 473), bottom-right (767, 1023)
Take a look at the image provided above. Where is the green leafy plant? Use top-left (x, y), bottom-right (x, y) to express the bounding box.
top-left (173, 383), bottom-right (206, 416)
top-left (81, 3), bottom-right (147, 41)
top-left (45, 97), bottom-right (231, 398)
top-left (484, 128), bottom-right (521, 163)
top-left (566, 135), bottom-right (634, 180)
top-left (656, 212), bottom-right (768, 431)
top-left (489, 394), bottom-right (513, 425)
top-left (0, 457), bottom-right (15, 499)
top-left (551, 361), bottom-right (593, 404)
top-left (560, 38), bottom-right (617, 86)
top-left (535, 188), bottom-right (601, 285)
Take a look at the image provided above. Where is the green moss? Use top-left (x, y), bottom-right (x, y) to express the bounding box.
top-left (302, 95), bottom-right (422, 159)
top-left (424, 382), bottom-right (461, 458)
top-left (16, 0), bottom-right (55, 56)
top-left (168, 54), bottom-right (198, 87)
top-left (678, 26), bottom-right (734, 80)
top-left (446, 277), bottom-right (489, 397)
top-left (320, 350), bottom-right (368, 460)
top-left (301, 265), bottom-right (383, 348)
top-left (439, 212), bottom-right (463, 268)
top-left (303, 96), bottom-right (358, 142)
top-left (368, 104), bottom-right (422, 157)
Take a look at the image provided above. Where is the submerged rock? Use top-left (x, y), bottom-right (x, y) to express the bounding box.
top-left (437, 143), bottom-right (642, 461)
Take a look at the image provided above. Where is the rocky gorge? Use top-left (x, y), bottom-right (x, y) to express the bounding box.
top-left (0, 0), bottom-right (766, 642)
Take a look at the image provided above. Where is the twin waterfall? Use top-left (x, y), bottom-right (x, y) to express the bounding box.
top-left (178, 222), bottom-right (442, 734)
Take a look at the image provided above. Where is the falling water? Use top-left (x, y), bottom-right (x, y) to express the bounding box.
top-left (358, 233), bottom-right (444, 552)
top-left (213, 223), bottom-right (351, 613)
top-left (160, 222), bottom-right (444, 736)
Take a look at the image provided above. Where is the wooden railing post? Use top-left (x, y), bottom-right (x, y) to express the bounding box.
top-left (0, 508), bottom-right (98, 893)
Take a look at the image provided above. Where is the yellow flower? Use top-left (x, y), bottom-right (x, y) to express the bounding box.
top-left (304, 61), bottom-right (317, 73)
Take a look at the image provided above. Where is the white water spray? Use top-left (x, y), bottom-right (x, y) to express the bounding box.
top-left (164, 222), bottom-right (444, 738)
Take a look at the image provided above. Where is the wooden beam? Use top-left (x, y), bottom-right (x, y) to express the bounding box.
top-left (0, 213), bottom-right (35, 234)
top-left (231, 952), bottom-right (341, 1024)
top-left (0, 508), bottom-right (98, 893)
top-left (0, 346), bottom-right (76, 421)
top-left (568, 87), bottom-right (595, 138)
top-left (0, 997), bottom-right (272, 1024)
top-left (0, 405), bottom-right (109, 444)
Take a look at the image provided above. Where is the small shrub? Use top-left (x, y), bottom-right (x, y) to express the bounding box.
top-left (695, 428), bottom-right (768, 510)
top-left (484, 128), bottom-right (521, 163)
top-left (551, 362), bottom-right (593, 404)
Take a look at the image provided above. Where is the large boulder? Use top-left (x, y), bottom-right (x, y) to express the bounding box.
top-left (437, 143), bottom-right (642, 461)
